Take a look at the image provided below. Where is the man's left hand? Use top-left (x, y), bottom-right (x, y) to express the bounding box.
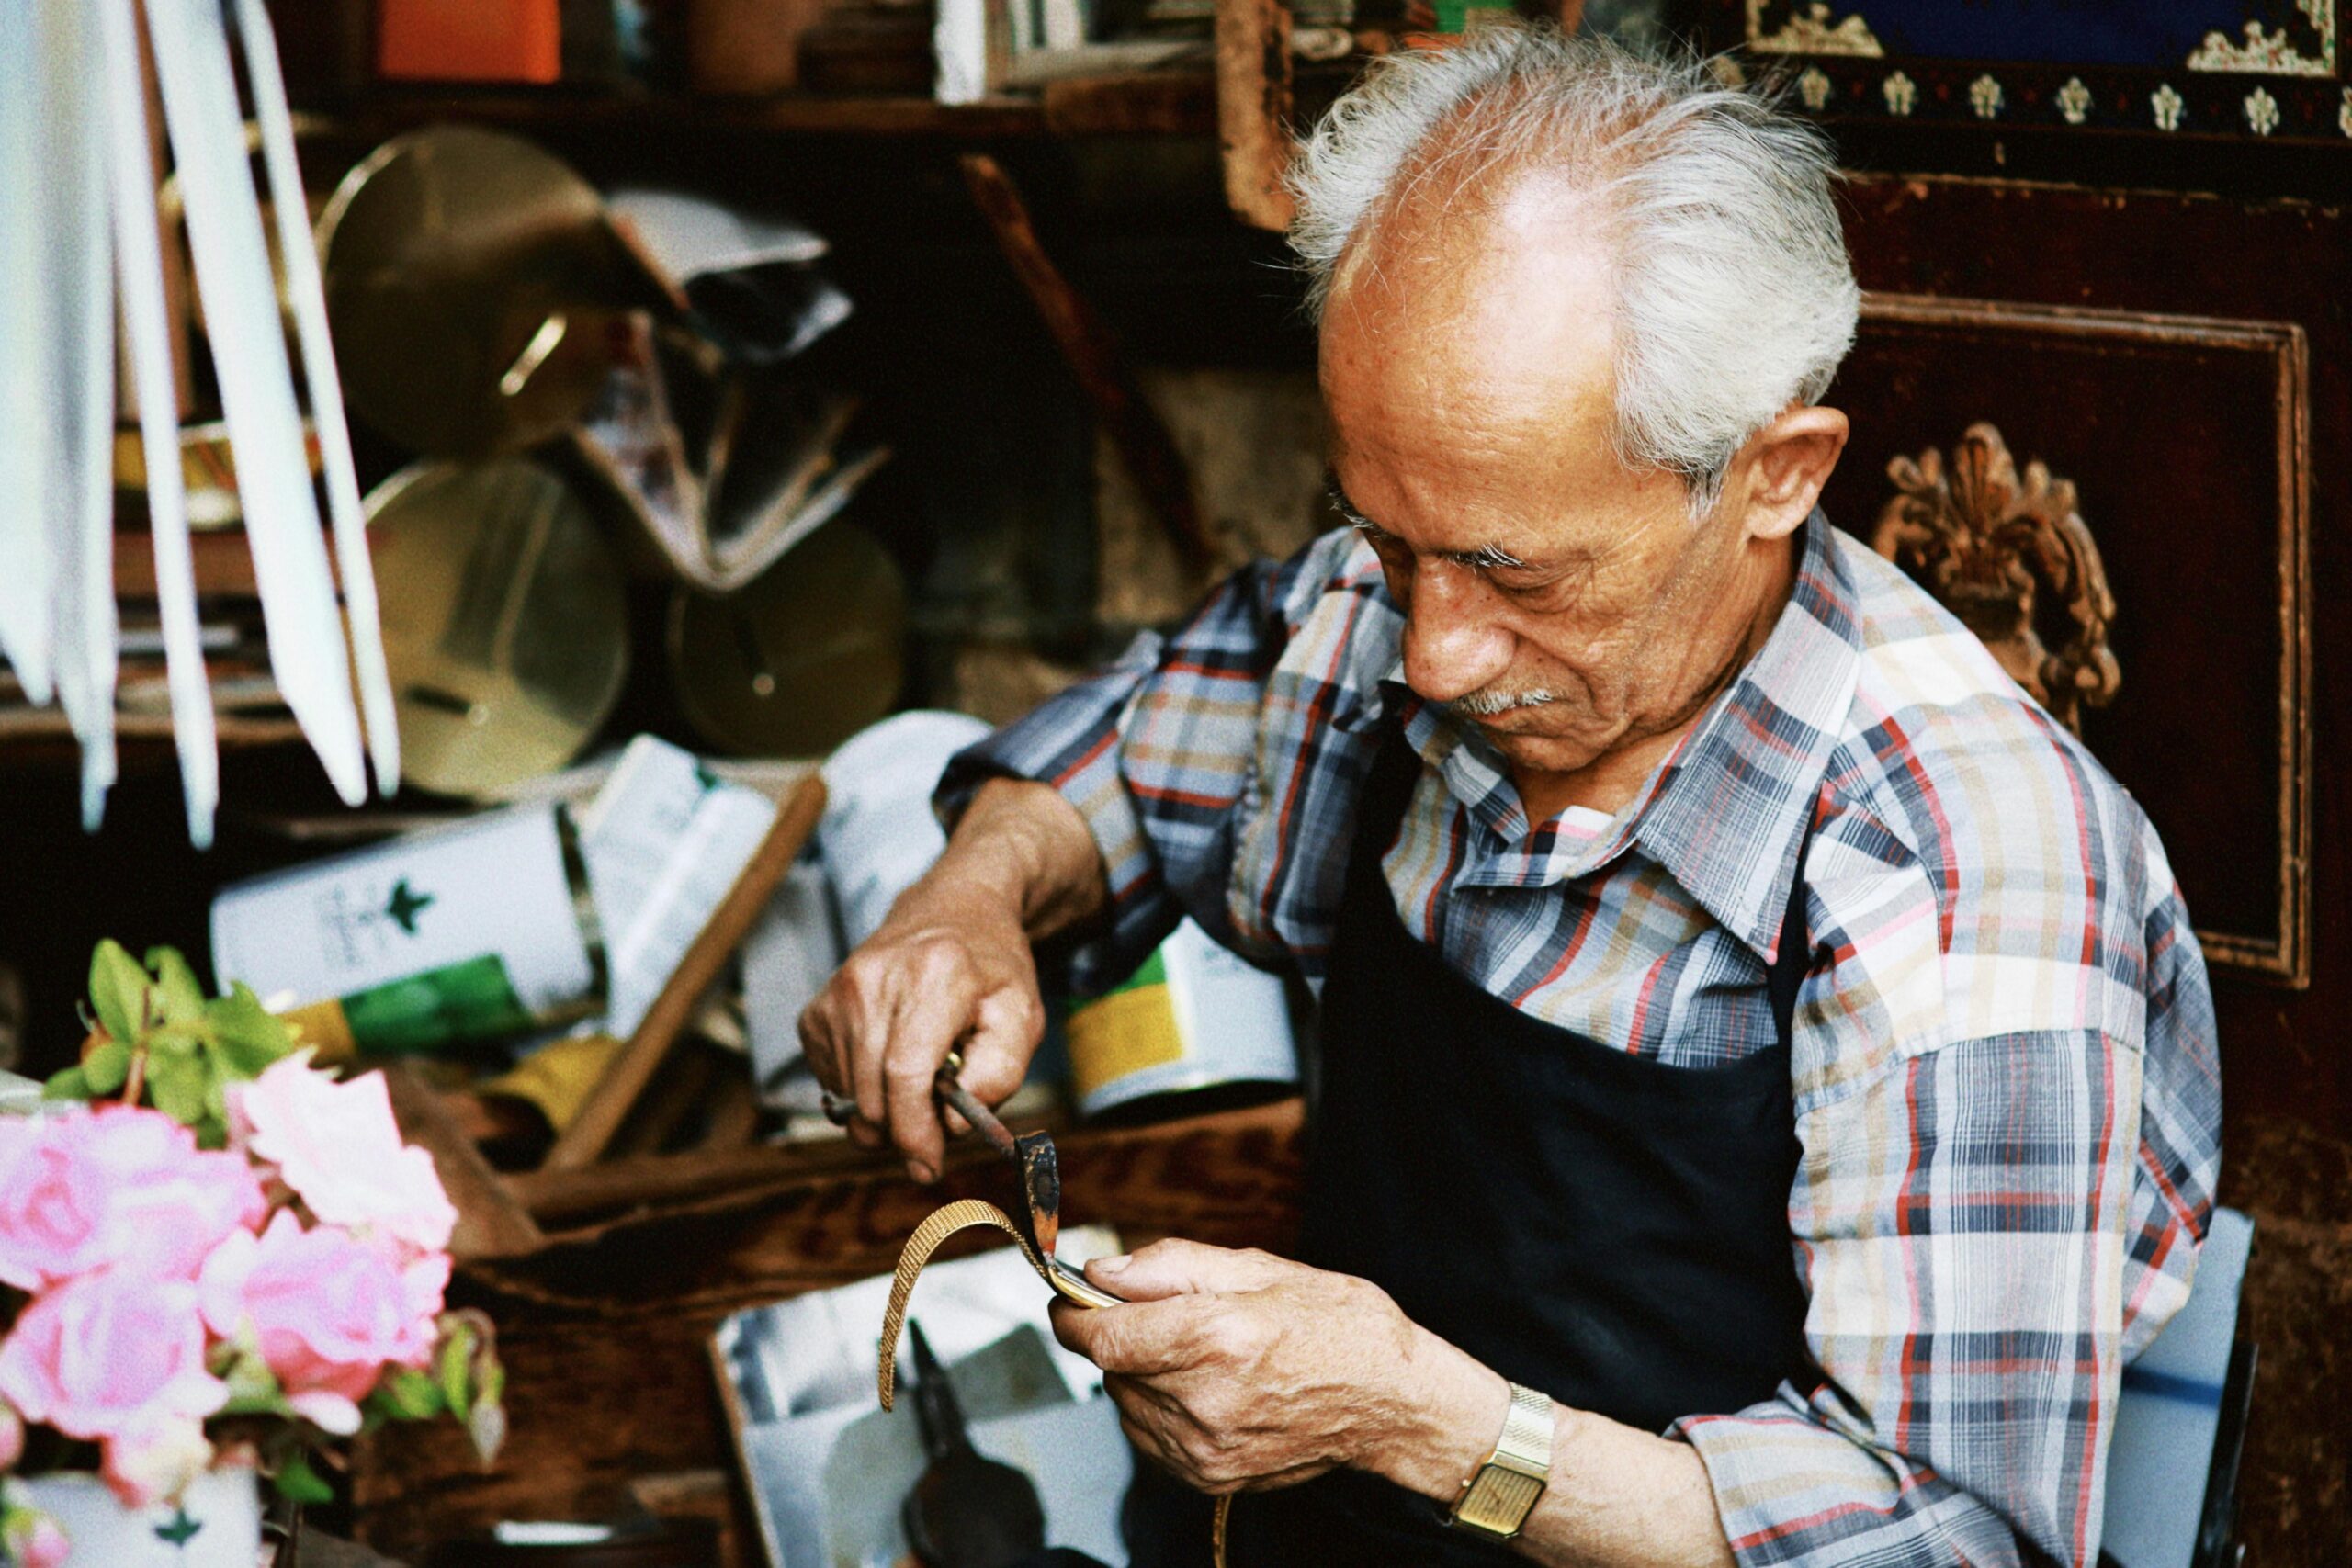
top-left (1047, 1239), bottom-right (1497, 1496)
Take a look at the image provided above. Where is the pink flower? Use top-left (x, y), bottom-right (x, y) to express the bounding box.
top-left (102, 1410), bottom-right (216, 1508)
top-left (199, 1213), bottom-right (448, 1436)
top-left (0, 1107), bottom-right (264, 1290)
top-left (0, 1269), bottom-right (228, 1447)
top-left (228, 1059), bottom-right (456, 1255)
top-left (3, 1510), bottom-right (68, 1568)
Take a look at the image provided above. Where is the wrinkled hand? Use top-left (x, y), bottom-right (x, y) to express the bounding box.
top-left (1049, 1240), bottom-right (1445, 1496)
top-left (797, 876), bottom-right (1046, 1182)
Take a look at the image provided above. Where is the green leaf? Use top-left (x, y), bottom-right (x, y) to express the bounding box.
top-left (145, 1052), bottom-right (209, 1127)
top-left (381, 1367), bottom-right (443, 1421)
top-left (143, 947), bottom-right (207, 1026)
top-left (43, 1065), bottom-right (92, 1101)
top-left (80, 1040), bottom-right (130, 1096)
top-left (437, 1324), bottom-right (475, 1417)
top-left (144, 1022), bottom-right (202, 1056)
top-left (205, 985), bottom-right (295, 1079)
top-left (88, 940), bottom-right (148, 1045)
top-left (218, 1350), bottom-right (287, 1416)
top-left (272, 1452), bottom-right (335, 1506)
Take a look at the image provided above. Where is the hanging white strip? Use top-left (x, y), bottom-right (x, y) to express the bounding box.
top-left (98, 0), bottom-right (218, 847)
top-left (145, 0), bottom-right (367, 805)
top-left (0, 7), bottom-right (54, 706)
top-left (39, 0), bottom-right (122, 830)
top-left (231, 0), bottom-right (399, 797)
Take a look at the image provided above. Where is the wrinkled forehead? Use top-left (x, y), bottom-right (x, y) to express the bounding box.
top-left (1318, 170), bottom-right (1620, 455)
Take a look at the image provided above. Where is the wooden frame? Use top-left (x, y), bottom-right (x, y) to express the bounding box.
top-left (1855, 292), bottom-right (2312, 986)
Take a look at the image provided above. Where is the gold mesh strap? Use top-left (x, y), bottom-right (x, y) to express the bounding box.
top-left (878, 1199), bottom-right (1054, 1411)
top-left (1498, 1381), bottom-right (1553, 1467)
top-left (877, 1199), bottom-right (1233, 1567)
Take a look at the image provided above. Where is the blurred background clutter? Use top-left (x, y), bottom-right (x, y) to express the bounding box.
top-left (3, 0), bottom-right (2350, 1563)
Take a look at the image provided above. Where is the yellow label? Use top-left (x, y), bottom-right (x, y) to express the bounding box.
top-left (279, 998), bottom-right (357, 1064)
top-left (1064, 983), bottom-right (1183, 1100)
top-left (481, 1033), bottom-right (625, 1134)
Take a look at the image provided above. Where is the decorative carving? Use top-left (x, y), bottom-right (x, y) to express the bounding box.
top-left (2187, 0), bottom-right (2335, 77)
top-left (1872, 423), bottom-right (2120, 734)
top-left (2152, 82), bottom-right (2187, 130)
top-left (1747, 1), bottom-right (1883, 57)
top-left (2057, 75), bottom-right (2092, 124)
top-left (1798, 66), bottom-right (1832, 109)
top-left (1852, 293), bottom-right (2310, 987)
top-left (1969, 73), bottom-right (2004, 118)
top-left (2245, 84), bottom-right (2284, 133)
top-left (1881, 70), bottom-right (1915, 116)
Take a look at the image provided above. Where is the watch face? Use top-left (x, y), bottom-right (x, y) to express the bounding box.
top-left (1455, 1461), bottom-right (1546, 1538)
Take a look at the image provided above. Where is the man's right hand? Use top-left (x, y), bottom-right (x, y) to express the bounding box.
top-left (797, 776), bottom-right (1110, 1182)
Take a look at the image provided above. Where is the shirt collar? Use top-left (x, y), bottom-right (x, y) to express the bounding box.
top-left (1374, 512), bottom-right (1862, 962)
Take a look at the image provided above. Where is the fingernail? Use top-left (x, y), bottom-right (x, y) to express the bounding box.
top-left (1093, 1254), bottom-right (1131, 1274)
top-left (909, 1160), bottom-right (937, 1184)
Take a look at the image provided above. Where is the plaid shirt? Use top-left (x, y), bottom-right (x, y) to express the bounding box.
top-left (942, 513), bottom-right (2222, 1568)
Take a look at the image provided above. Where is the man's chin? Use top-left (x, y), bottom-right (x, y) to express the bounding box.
top-left (1476, 714), bottom-right (1611, 775)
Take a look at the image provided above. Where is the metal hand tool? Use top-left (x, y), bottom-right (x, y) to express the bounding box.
top-left (831, 1052), bottom-right (1105, 1296)
top-left (899, 1320), bottom-right (1046, 1568)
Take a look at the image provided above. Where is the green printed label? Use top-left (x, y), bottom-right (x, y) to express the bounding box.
top-left (340, 954), bottom-right (536, 1055)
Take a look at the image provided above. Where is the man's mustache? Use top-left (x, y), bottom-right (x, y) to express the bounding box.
top-left (1447, 686), bottom-right (1563, 717)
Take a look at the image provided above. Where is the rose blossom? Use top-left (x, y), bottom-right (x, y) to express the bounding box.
top-left (3, 1509), bottom-right (68, 1568)
top-left (0, 1107), bottom-right (264, 1290)
top-left (199, 1212), bottom-right (448, 1437)
top-left (0, 1269), bottom-right (228, 1452)
top-left (103, 1409), bottom-right (217, 1508)
top-left (228, 1057), bottom-right (456, 1254)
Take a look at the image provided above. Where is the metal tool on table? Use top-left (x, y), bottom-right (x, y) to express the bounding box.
top-left (839, 1053), bottom-right (1115, 1310)
top-left (901, 1319), bottom-right (1047, 1568)
top-left (867, 1056), bottom-right (1235, 1568)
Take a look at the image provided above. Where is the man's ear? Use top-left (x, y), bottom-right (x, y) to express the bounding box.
top-left (1729, 405), bottom-right (1849, 542)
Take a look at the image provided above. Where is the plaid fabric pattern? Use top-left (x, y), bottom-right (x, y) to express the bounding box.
top-left (940, 513), bottom-right (2222, 1568)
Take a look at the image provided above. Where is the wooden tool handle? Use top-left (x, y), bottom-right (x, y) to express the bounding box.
top-left (541, 771), bottom-right (828, 1172)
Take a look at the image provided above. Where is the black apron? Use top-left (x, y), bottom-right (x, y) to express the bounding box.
top-left (1129, 728), bottom-right (1818, 1565)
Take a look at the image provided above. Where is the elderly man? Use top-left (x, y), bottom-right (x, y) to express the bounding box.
top-left (802, 25), bottom-right (2222, 1568)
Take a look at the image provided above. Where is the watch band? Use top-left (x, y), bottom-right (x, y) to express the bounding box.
top-left (1447, 1382), bottom-right (1553, 1540)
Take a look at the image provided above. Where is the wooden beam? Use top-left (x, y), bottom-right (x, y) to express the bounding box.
top-left (378, 1062), bottom-right (547, 1262)
top-left (958, 152), bottom-right (1212, 573)
top-left (1213, 0), bottom-right (1295, 231)
top-left (540, 773), bottom-right (828, 1172)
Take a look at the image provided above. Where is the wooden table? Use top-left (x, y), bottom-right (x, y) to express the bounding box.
top-left (351, 1097), bottom-right (1307, 1565)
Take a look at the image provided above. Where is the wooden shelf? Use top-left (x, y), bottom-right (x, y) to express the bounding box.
top-left (310, 73), bottom-right (1223, 144)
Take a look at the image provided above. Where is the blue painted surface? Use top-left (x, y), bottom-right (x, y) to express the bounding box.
top-left (2119, 1363), bottom-right (2226, 1410)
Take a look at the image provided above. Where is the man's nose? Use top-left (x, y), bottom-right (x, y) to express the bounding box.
top-left (1402, 564), bottom-right (1513, 704)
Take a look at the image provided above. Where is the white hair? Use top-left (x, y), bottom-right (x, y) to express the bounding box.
top-left (1289, 24), bottom-right (1859, 514)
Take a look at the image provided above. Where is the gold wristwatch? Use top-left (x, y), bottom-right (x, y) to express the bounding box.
top-left (1446, 1382), bottom-right (1553, 1540)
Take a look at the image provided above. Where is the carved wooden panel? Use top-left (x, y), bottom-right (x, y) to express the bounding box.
top-left (1826, 293), bottom-right (2312, 985)
top-left (1712, 0), bottom-right (2352, 147)
top-left (1873, 422), bottom-right (2122, 735)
